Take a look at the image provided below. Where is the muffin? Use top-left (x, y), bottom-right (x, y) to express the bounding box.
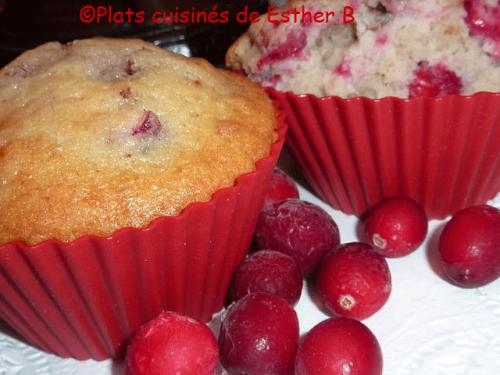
top-left (227, 0), bottom-right (500, 218)
top-left (0, 38), bottom-right (286, 360)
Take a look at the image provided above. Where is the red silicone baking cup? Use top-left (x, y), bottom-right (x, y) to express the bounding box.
top-left (267, 87), bottom-right (500, 219)
top-left (0, 112), bottom-right (286, 361)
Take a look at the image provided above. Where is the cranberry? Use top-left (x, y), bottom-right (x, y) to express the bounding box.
top-left (364, 197), bottom-right (428, 258)
top-left (315, 243), bottom-right (391, 320)
top-left (229, 250), bottom-right (303, 305)
top-left (219, 293), bottom-right (299, 375)
top-left (438, 205), bottom-right (500, 288)
top-left (255, 199), bottom-right (341, 276)
top-left (408, 61), bottom-right (463, 97)
top-left (465, 0), bottom-right (500, 41)
top-left (126, 311), bottom-right (218, 375)
top-left (263, 168), bottom-right (299, 207)
top-left (257, 29), bottom-right (307, 70)
top-left (132, 111), bottom-right (162, 136)
top-left (295, 317), bottom-right (383, 375)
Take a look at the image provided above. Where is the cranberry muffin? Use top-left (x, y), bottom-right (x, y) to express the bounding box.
top-left (0, 38), bottom-right (285, 360)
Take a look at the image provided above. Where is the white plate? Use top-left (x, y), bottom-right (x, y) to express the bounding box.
top-left (1, 186), bottom-right (499, 375)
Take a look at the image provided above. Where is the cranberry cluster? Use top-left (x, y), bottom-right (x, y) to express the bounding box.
top-left (125, 168), bottom-right (499, 375)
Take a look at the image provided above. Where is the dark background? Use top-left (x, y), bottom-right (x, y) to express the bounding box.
top-left (0, 0), bottom-right (268, 67)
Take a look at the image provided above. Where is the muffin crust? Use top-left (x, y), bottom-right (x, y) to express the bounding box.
top-left (0, 38), bottom-right (278, 244)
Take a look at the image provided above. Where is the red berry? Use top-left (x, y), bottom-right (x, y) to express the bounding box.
top-left (315, 243), bottom-right (391, 320)
top-left (364, 197), bottom-right (428, 258)
top-left (229, 250), bottom-right (303, 305)
top-left (219, 293), bottom-right (299, 375)
top-left (465, 0), bottom-right (500, 41)
top-left (255, 199), bottom-right (341, 276)
top-left (126, 311), bottom-right (218, 375)
top-left (408, 61), bottom-right (463, 97)
top-left (295, 317), bottom-right (383, 375)
top-left (438, 205), bottom-right (500, 288)
top-left (263, 168), bottom-right (299, 207)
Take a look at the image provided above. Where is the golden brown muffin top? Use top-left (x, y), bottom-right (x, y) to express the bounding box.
top-left (0, 38), bottom-right (278, 244)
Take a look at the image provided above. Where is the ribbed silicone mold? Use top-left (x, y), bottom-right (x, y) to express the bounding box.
top-left (267, 88), bottom-right (500, 219)
top-left (0, 114), bottom-right (287, 361)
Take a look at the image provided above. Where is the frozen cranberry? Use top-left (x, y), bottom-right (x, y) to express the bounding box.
top-left (229, 250), bottom-right (303, 305)
top-left (295, 317), bottom-right (383, 375)
top-left (364, 197), bottom-right (428, 258)
top-left (255, 199), bottom-right (340, 276)
top-left (219, 293), bottom-right (299, 375)
top-left (126, 311), bottom-right (218, 375)
top-left (132, 111), bottom-right (162, 136)
top-left (438, 205), bottom-right (500, 288)
top-left (408, 61), bottom-right (463, 97)
top-left (315, 243), bottom-right (391, 320)
top-left (257, 29), bottom-right (307, 70)
top-left (263, 168), bottom-right (299, 207)
top-left (465, 0), bottom-right (500, 41)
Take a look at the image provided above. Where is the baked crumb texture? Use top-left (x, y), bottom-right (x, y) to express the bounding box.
top-left (227, 0), bottom-right (500, 98)
top-left (0, 38), bottom-right (278, 244)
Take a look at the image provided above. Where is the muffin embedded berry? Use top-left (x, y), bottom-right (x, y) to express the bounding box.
top-left (438, 205), bottom-right (500, 288)
top-left (315, 243), bottom-right (392, 320)
top-left (257, 29), bottom-right (308, 70)
top-left (219, 293), bottom-right (299, 375)
top-left (408, 62), bottom-right (463, 97)
top-left (255, 199), bottom-right (340, 275)
top-left (126, 311), bottom-right (218, 375)
top-left (263, 168), bottom-right (299, 206)
top-left (295, 317), bottom-right (383, 375)
top-left (229, 250), bottom-right (303, 304)
top-left (364, 197), bottom-right (428, 258)
top-left (465, 0), bottom-right (500, 60)
top-left (131, 110), bottom-right (162, 137)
